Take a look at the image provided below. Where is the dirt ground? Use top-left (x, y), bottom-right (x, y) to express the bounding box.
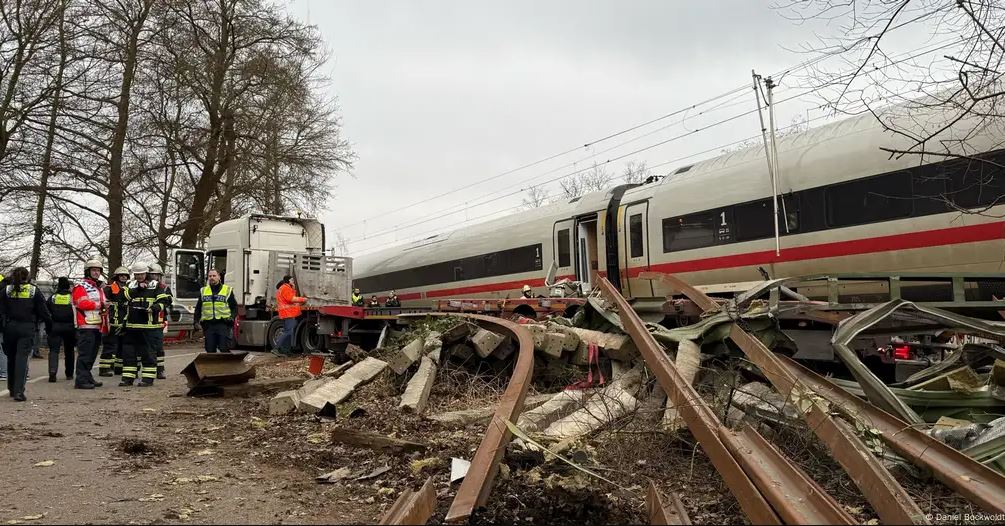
top-left (0, 343), bottom-right (381, 525)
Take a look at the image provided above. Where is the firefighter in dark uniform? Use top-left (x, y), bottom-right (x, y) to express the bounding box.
top-left (99, 267), bottom-right (130, 376)
top-left (146, 263), bottom-right (172, 379)
top-left (0, 267), bottom-right (52, 401)
top-left (119, 263), bottom-right (169, 387)
top-left (385, 290), bottom-right (401, 308)
top-left (194, 269), bottom-right (238, 353)
top-left (46, 277), bottom-right (76, 382)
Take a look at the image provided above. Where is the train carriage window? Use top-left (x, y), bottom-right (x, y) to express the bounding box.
top-left (825, 171), bottom-right (913, 227)
top-left (734, 194), bottom-right (800, 242)
top-left (629, 214), bottom-right (644, 258)
top-left (557, 229), bottom-right (572, 267)
top-left (947, 155), bottom-right (1005, 209)
top-left (663, 212), bottom-right (717, 252)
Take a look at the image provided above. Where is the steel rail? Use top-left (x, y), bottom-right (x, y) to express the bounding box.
top-left (594, 277), bottom-right (856, 522)
top-left (399, 312), bottom-right (535, 523)
top-left (647, 481), bottom-right (692, 525)
top-left (782, 355), bottom-right (1005, 515)
top-left (639, 270), bottom-right (926, 524)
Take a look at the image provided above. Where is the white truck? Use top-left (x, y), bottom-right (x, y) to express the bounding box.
top-left (168, 214), bottom-right (365, 353)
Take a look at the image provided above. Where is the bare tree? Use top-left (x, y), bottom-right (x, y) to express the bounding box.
top-left (777, 0), bottom-right (1005, 213)
top-left (521, 186), bottom-right (550, 209)
top-left (560, 162), bottom-right (613, 199)
top-left (622, 160), bottom-right (652, 184)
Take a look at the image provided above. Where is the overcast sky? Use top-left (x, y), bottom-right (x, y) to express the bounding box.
top-left (284, 1), bottom-right (932, 256)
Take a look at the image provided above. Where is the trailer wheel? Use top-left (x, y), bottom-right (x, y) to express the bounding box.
top-left (298, 320), bottom-right (325, 353)
top-left (513, 304), bottom-right (537, 320)
top-left (266, 319), bottom-right (284, 350)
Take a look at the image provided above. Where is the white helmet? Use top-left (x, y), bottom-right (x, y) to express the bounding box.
top-left (148, 263), bottom-right (163, 275)
top-left (84, 259), bottom-right (103, 272)
top-left (522, 285), bottom-right (532, 293)
top-left (113, 266), bottom-right (130, 276)
top-left (130, 262), bottom-right (148, 274)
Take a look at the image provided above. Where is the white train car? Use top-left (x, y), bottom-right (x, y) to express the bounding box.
top-left (354, 109), bottom-right (1005, 306)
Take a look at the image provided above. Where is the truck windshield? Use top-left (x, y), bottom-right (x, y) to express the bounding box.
top-left (175, 252), bottom-right (205, 299)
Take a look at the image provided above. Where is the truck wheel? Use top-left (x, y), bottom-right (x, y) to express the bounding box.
top-left (298, 320), bottom-right (324, 353)
top-left (266, 319), bottom-right (284, 350)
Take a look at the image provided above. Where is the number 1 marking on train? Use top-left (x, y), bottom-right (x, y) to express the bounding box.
top-left (720, 211), bottom-right (727, 226)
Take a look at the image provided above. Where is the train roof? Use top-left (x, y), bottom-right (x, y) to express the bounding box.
top-left (353, 105), bottom-right (1003, 278)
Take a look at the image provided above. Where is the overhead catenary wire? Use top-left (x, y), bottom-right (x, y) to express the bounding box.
top-left (344, 31), bottom-right (977, 249)
top-left (339, 12), bottom-right (946, 234)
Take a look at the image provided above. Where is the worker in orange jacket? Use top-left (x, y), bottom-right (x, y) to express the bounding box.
top-left (273, 275), bottom-right (306, 356)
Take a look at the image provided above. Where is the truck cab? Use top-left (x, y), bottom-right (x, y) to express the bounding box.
top-left (170, 214), bottom-right (358, 351)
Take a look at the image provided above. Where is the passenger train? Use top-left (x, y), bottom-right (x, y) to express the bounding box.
top-left (353, 108), bottom-right (1005, 308)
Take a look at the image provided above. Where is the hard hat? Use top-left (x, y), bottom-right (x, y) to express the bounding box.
top-left (84, 259), bottom-right (103, 271)
top-left (522, 285), bottom-right (532, 292)
top-left (113, 266), bottom-right (129, 276)
top-left (148, 263), bottom-right (163, 274)
top-left (130, 262), bottom-right (148, 274)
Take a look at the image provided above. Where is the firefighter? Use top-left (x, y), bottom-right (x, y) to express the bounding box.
top-left (120, 263), bottom-right (167, 387)
top-left (0, 267), bottom-right (52, 401)
top-left (351, 288), bottom-right (363, 307)
top-left (46, 277), bottom-right (76, 382)
top-left (146, 263), bottom-right (172, 379)
top-left (194, 269), bottom-right (238, 353)
top-left (367, 295), bottom-right (380, 308)
top-left (274, 275), bottom-right (306, 356)
top-left (521, 284), bottom-right (534, 299)
top-left (100, 267), bottom-right (130, 376)
top-left (72, 259), bottom-right (106, 389)
top-left (385, 290), bottom-right (401, 308)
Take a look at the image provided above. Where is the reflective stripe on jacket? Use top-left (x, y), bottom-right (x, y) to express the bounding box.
top-left (200, 284), bottom-right (233, 321)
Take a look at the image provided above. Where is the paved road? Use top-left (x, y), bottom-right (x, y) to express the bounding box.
top-left (0, 347), bottom-right (202, 398)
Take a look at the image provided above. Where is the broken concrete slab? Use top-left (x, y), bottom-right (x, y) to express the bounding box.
top-left (543, 386), bottom-right (641, 439)
top-left (729, 381), bottom-right (800, 425)
top-left (389, 338), bottom-right (426, 375)
top-left (471, 329), bottom-right (505, 358)
top-left (400, 356), bottom-right (437, 414)
top-left (423, 331), bottom-right (442, 353)
top-left (447, 343), bottom-right (474, 361)
top-left (538, 332), bottom-right (565, 358)
top-left (516, 389), bottom-right (590, 433)
top-left (428, 393), bottom-right (555, 428)
top-left (269, 377), bottom-right (332, 415)
top-left (663, 339), bottom-right (701, 430)
top-left (298, 357), bottom-right (388, 414)
top-left (563, 327), bottom-right (637, 361)
top-left (570, 342), bottom-right (591, 366)
top-left (330, 427), bottom-right (427, 454)
top-left (610, 359), bottom-right (632, 380)
top-left (492, 339), bottom-right (516, 360)
top-left (441, 321), bottom-right (474, 344)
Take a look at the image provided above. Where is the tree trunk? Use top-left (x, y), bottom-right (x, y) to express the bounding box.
top-left (179, 2), bottom-right (232, 248)
top-left (30, 1), bottom-right (68, 279)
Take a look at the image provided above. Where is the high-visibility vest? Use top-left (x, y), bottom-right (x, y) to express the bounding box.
top-left (351, 293), bottom-right (362, 306)
top-left (53, 293), bottom-right (71, 305)
top-left (200, 284), bottom-right (233, 321)
top-left (6, 284), bottom-right (35, 298)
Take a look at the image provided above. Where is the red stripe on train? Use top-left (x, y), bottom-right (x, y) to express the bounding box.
top-left (632, 221), bottom-right (1005, 277)
top-left (388, 222), bottom-right (1003, 299)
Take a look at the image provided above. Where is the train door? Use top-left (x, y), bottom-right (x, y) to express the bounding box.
top-left (619, 202), bottom-right (654, 297)
top-left (576, 217), bottom-right (599, 292)
top-left (553, 219), bottom-right (576, 285)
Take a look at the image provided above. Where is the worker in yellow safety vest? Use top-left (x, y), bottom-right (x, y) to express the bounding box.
top-left (194, 269), bottom-right (238, 353)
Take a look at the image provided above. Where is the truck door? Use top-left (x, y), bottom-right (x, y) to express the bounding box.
top-left (619, 202), bottom-right (653, 297)
top-left (171, 249), bottom-right (206, 302)
top-left (553, 219), bottom-right (575, 284)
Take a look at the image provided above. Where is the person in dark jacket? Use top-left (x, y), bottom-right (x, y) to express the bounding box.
top-left (384, 290), bottom-right (401, 308)
top-left (46, 277), bottom-right (76, 382)
top-left (0, 267), bottom-right (52, 401)
top-left (193, 269), bottom-right (238, 353)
